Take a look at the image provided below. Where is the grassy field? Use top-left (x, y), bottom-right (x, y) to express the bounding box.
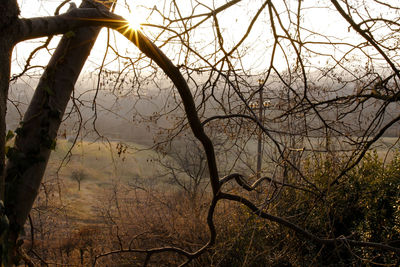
top-left (40, 136), bottom-right (400, 221)
top-left (42, 139), bottom-right (178, 221)
top-left (27, 136), bottom-right (400, 265)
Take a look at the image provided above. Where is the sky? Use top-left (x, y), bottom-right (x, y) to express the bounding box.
top-left (13, 0), bottom-right (156, 85)
top-left (12, 0), bottom-right (384, 88)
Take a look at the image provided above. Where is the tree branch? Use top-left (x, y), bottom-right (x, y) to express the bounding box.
top-left (220, 192), bottom-right (400, 254)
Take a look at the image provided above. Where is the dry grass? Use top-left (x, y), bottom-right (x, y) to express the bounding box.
top-left (22, 138), bottom-right (400, 266)
top-left (40, 139), bottom-right (182, 221)
top-left (24, 139), bottom-right (212, 265)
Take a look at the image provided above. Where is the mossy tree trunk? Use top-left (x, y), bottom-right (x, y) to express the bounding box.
top-left (0, 1), bottom-right (111, 265)
top-left (0, 1), bottom-right (20, 265)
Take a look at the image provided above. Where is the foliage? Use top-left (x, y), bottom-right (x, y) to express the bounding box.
top-left (211, 153), bottom-right (400, 266)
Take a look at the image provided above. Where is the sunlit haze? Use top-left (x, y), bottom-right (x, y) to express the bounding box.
top-left (124, 11), bottom-right (143, 31)
top-left (12, 0), bottom-right (389, 83)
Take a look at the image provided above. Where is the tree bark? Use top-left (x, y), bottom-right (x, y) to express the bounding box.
top-left (0, 0), bottom-right (19, 200)
top-left (4, 1), bottom-right (111, 264)
top-left (0, 40), bottom-right (14, 267)
top-left (0, 1), bottom-right (21, 265)
top-left (0, 44), bottom-right (13, 203)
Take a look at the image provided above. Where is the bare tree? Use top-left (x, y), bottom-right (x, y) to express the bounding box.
top-left (71, 170), bottom-right (86, 191)
top-left (1, 0), bottom-right (400, 266)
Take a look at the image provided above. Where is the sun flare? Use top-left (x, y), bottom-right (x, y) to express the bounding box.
top-left (126, 13), bottom-right (142, 31)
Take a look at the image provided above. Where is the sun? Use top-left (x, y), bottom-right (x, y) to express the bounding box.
top-left (126, 13), bottom-right (143, 31)
top-left (117, 4), bottom-right (146, 34)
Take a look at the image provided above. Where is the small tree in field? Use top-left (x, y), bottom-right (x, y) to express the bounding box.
top-left (71, 170), bottom-right (86, 191)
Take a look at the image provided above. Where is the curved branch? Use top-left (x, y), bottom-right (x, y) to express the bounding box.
top-left (219, 173), bottom-right (317, 195)
top-left (220, 192), bottom-right (400, 254)
top-left (14, 0), bottom-right (221, 196)
top-left (112, 20), bottom-right (222, 195)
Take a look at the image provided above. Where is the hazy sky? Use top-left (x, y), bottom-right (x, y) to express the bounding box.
top-left (13, 0), bottom-right (156, 81)
top-left (12, 0), bottom-right (371, 85)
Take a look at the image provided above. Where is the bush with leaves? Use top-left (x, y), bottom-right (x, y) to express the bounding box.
top-left (211, 152), bottom-right (400, 266)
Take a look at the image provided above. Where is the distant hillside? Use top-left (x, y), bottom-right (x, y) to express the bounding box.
top-left (6, 81), bottom-right (400, 147)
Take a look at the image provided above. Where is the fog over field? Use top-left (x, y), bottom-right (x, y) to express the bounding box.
top-left (8, 78), bottom-right (400, 147)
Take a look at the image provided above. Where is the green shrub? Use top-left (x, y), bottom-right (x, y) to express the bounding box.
top-left (212, 152), bottom-right (400, 266)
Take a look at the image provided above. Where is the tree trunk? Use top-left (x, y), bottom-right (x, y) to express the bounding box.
top-left (0, 0), bottom-right (19, 200)
top-left (0, 43), bottom-right (12, 202)
top-left (0, 1), bottom-right (20, 266)
top-left (4, 1), bottom-right (110, 264)
top-left (0, 40), bottom-right (13, 267)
